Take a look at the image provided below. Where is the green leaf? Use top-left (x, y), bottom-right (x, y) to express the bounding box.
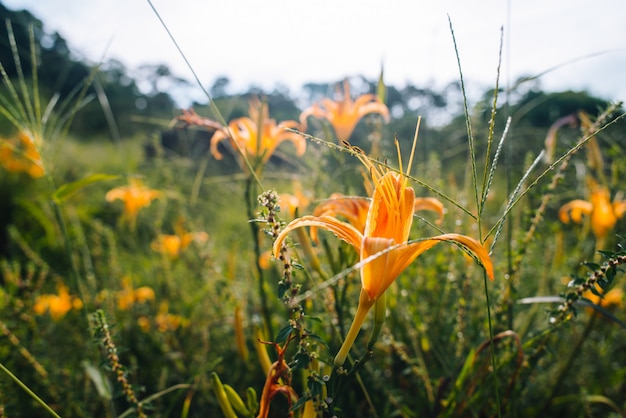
top-left (82, 361), bottom-right (112, 400)
top-left (275, 324), bottom-right (294, 344)
top-left (52, 173), bottom-right (120, 204)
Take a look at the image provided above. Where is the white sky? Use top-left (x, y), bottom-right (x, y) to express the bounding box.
top-left (3, 0), bottom-right (626, 107)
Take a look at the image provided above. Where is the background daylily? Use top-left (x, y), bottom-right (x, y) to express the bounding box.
top-left (151, 219), bottom-right (209, 259)
top-left (273, 142), bottom-right (494, 366)
top-left (300, 79), bottom-right (390, 143)
top-left (210, 98), bottom-right (306, 165)
top-left (33, 283), bottom-right (83, 321)
top-left (559, 179), bottom-right (626, 242)
top-left (105, 177), bottom-right (162, 229)
top-left (0, 131), bottom-right (45, 178)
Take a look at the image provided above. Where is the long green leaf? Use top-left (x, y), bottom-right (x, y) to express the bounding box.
top-left (52, 173), bottom-right (120, 204)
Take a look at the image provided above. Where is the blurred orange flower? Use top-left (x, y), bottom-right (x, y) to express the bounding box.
top-left (151, 219), bottom-right (208, 259)
top-left (0, 131), bottom-right (44, 178)
top-left (559, 180), bottom-right (626, 241)
top-left (33, 283), bottom-right (83, 321)
top-left (209, 98), bottom-right (305, 164)
top-left (278, 182), bottom-right (312, 219)
top-left (116, 277), bottom-right (155, 311)
top-left (300, 79), bottom-right (390, 143)
top-left (273, 143), bottom-right (493, 366)
top-left (105, 178), bottom-right (162, 228)
top-left (155, 302), bottom-right (189, 332)
top-left (583, 286), bottom-right (623, 309)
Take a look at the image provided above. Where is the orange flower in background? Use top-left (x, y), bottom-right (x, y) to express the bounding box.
top-left (559, 180), bottom-right (626, 241)
top-left (116, 277), bottom-right (155, 311)
top-left (151, 219), bottom-right (208, 259)
top-left (583, 286), bottom-right (623, 310)
top-left (209, 98), bottom-right (305, 163)
top-left (300, 79), bottom-right (390, 143)
top-left (173, 108), bottom-right (223, 131)
top-left (0, 131), bottom-right (45, 178)
top-left (33, 283), bottom-right (83, 321)
top-left (278, 181), bottom-right (313, 219)
top-left (105, 178), bottom-right (162, 227)
top-left (273, 140), bottom-right (493, 366)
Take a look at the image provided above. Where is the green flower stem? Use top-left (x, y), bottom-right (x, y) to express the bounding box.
top-left (245, 176), bottom-right (273, 338)
top-left (367, 292), bottom-right (386, 350)
top-left (334, 289), bottom-right (376, 367)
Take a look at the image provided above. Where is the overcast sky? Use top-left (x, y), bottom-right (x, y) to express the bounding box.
top-left (3, 0), bottom-right (626, 107)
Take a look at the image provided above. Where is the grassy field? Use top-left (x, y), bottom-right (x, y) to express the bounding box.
top-left (1, 24), bottom-right (626, 418)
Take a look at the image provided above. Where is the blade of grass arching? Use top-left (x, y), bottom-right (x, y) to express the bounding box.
top-left (0, 57), bottom-right (28, 126)
top-left (93, 74), bottom-right (122, 143)
top-left (28, 25), bottom-right (41, 128)
top-left (146, 0), bottom-right (262, 188)
top-left (0, 362), bottom-right (62, 418)
top-left (448, 16), bottom-right (479, 213)
top-left (49, 68), bottom-right (99, 142)
top-left (479, 27), bottom-right (504, 217)
top-left (6, 20), bottom-right (37, 131)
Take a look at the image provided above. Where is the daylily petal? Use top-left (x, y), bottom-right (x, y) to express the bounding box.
top-left (413, 197), bottom-right (445, 224)
top-left (589, 187), bottom-right (617, 239)
top-left (273, 215), bottom-right (363, 257)
top-left (365, 172), bottom-right (415, 243)
top-left (613, 200), bottom-right (626, 220)
top-left (559, 199), bottom-right (593, 224)
top-left (209, 129), bottom-right (230, 160)
top-left (360, 233), bottom-right (494, 301)
top-left (310, 195), bottom-right (371, 242)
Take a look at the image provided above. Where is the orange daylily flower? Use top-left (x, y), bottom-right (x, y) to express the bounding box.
top-left (309, 193), bottom-right (445, 243)
top-left (116, 276), bottom-right (155, 311)
top-left (33, 283), bottom-right (83, 321)
top-left (300, 79), bottom-right (390, 143)
top-left (151, 219), bottom-right (209, 259)
top-left (105, 178), bottom-right (162, 228)
top-left (278, 182), bottom-right (313, 219)
top-left (583, 286), bottom-right (623, 310)
top-left (0, 131), bottom-right (45, 178)
top-left (559, 181), bottom-right (626, 240)
top-left (210, 98), bottom-right (305, 163)
top-left (273, 142), bottom-right (494, 366)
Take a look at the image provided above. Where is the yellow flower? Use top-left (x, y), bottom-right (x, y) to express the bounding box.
top-left (210, 98), bottom-right (305, 163)
top-left (105, 178), bottom-right (162, 227)
top-left (116, 277), bottom-right (155, 310)
top-left (151, 218), bottom-right (209, 259)
top-left (278, 181), bottom-right (313, 219)
top-left (583, 286), bottom-right (623, 310)
top-left (0, 131), bottom-right (45, 178)
top-left (33, 283), bottom-right (83, 321)
top-left (154, 302), bottom-right (188, 332)
top-left (559, 180), bottom-right (626, 240)
top-left (300, 79), bottom-right (390, 143)
top-left (273, 142), bottom-right (493, 366)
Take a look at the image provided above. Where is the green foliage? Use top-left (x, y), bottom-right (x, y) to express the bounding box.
top-left (1, 6), bottom-right (626, 418)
